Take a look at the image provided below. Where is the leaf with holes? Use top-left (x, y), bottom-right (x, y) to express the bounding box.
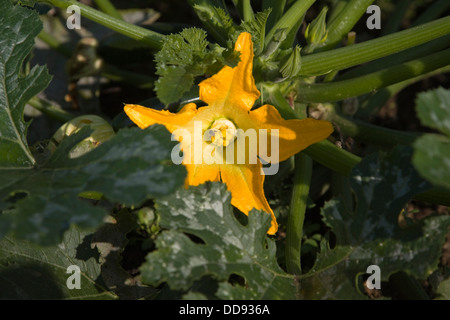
top-left (140, 182), bottom-right (297, 299)
top-left (297, 146), bottom-right (450, 299)
top-left (0, 225), bottom-right (116, 299)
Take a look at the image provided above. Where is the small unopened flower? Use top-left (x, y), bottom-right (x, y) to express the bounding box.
top-left (305, 7), bottom-right (329, 48)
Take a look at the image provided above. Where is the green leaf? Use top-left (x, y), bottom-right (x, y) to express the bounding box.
top-left (324, 147), bottom-right (430, 246)
top-left (415, 87), bottom-right (450, 136)
top-left (154, 66), bottom-right (194, 107)
top-left (240, 9), bottom-right (272, 55)
top-left (90, 211), bottom-right (159, 299)
top-left (155, 28), bottom-right (209, 68)
top-left (413, 87), bottom-right (450, 189)
top-left (0, 225), bottom-right (116, 299)
top-left (189, 1), bottom-right (234, 46)
top-left (435, 277), bottom-right (450, 300)
top-left (0, 0), bottom-right (52, 168)
top-left (298, 146), bottom-right (450, 299)
top-left (305, 6), bottom-right (329, 47)
top-left (154, 28), bottom-right (211, 105)
top-left (0, 125), bottom-right (186, 245)
top-left (413, 134), bottom-right (450, 190)
top-left (153, 27), bottom-right (244, 105)
top-left (279, 45), bottom-right (302, 79)
top-left (140, 183), bottom-right (296, 299)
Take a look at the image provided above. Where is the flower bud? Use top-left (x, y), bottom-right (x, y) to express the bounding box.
top-left (263, 28), bottom-right (288, 58)
top-left (279, 45), bottom-right (302, 79)
top-left (305, 7), bottom-right (329, 47)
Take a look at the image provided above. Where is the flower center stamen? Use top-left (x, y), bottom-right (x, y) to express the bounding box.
top-left (206, 119), bottom-right (237, 147)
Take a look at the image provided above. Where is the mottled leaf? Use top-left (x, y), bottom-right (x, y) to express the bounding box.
top-left (323, 147), bottom-right (430, 246)
top-left (0, 125), bottom-right (186, 245)
top-left (140, 183), bottom-right (297, 299)
top-left (413, 134), bottom-right (450, 190)
top-left (298, 146), bottom-right (450, 299)
top-left (415, 87), bottom-right (450, 136)
top-left (0, 225), bottom-right (116, 299)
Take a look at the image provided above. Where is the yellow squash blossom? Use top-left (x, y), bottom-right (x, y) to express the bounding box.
top-left (124, 32), bottom-right (333, 235)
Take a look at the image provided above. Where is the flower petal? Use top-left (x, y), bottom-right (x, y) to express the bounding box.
top-left (124, 103), bottom-right (198, 132)
top-left (199, 32), bottom-right (260, 111)
top-left (219, 162), bottom-right (278, 235)
top-left (245, 104), bottom-right (334, 163)
top-left (185, 163), bottom-right (221, 187)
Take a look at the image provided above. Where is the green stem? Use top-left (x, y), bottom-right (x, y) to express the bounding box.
top-left (327, 0), bottom-right (348, 25)
top-left (262, 0), bottom-right (286, 33)
top-left (323, 104), bottom-right (420, 146)
top-left (300, 16), bottom-right (450, 76)
top-left (267, 85), bottom-right (298, 120)
top-left (297, 48), bottom-right (450, 103)
top-left (306, 139), bottom-right (450, 207)
top-left (37, 30), bottom-right (73, 57)
top-left (358, 65), bottom-right (450, 118)
top-left (187, 0), bottom-right (230, 46)
top-left (337, 34), bottom-right (450, 80)
top-left (318, 0), bottom-right (375, 50)
top-left (286, 153), bottom-right (312, 275)
top-left (27, 96), bottom-right (76, 123)
top-left (304, 140), bottom-right (360, 176)
top-left (101, 66), bottom-right (155, 89)
top-left (265, 0), bottom-right (316, 47)
top-left (267, 85), bottom-right (361, 175)
top-left (93, 0), bottom-right (123, 20)
top-left (381, 0), bottom-right (410, 36)
top-left (37, 30), bottom-right (155, 88)
top-left (39, 0), bottom-right (164, 49)
top-left (242, 0), bottom-right (254, 22)
top-left (269, 87), bottom-right (450, 206)
top-left (412, 0), bottom-right (450, 27)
